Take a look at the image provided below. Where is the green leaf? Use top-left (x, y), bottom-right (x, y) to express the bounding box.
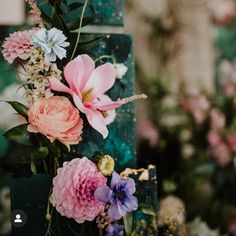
top-left (123, 212), bottom-right (133, 235)
top-left (67, 2), bottom-right (84, 11)
top-left (68, 16), bottom-right (94, 30)
top-left (6, 101), bottom-right (28, 119)
top-left (139, 203), bottom-right (157, 216)
top-left (30, 147), bottom-right (49, 161)
top-left (4, 124), bottom-right (29, 144)
top-left (31, 160), bottom-right (37, 174)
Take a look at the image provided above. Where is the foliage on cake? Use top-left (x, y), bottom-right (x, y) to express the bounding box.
top-left (1, 0), bottom-right (147, 235)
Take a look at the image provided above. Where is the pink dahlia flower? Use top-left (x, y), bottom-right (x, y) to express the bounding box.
top-left (48, 54), bottom-right (125, 138)
top-left (27, 96), bottom-right (83, 148)
top-left (2, 29), bottom-right (36, 64)
top-left (50, 157), bottom-right (107, 223)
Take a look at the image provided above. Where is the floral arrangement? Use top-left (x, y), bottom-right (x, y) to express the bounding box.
top-left (138, 70), bottom-right (236, 235)
top-left (0, 1), bottom-right (147, 235)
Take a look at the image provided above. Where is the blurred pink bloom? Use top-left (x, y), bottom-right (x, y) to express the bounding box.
top-left (207, 130), bottom-right (222, 146)
top-left (210, 110), bottom-right (225, 130)
top-left (138, 120), bottom-right (159, 147)
top-left (27, 96), bottom-right (83, 148)
top-left (212, 0), bottom-right (236, 26)
top-left (229, 219), bottom-right (236, 235)
top-left (181, 95), bottom-right (210, 124)
top-left (214, 142), bottom-right (231, 167)
top-left (48, 54), bottom-right (125, 138)
top-left (222, 80), bottom-right (235, 97)
top-left (2, 29), bottom-right (36, 64)
top-left (51, 157), bottom-right (107, 223)
top-left (227, 133), bottom-right (236, 152)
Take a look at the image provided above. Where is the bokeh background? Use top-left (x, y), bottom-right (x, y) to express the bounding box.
top-left (1, 0), bottom-right (236, 235)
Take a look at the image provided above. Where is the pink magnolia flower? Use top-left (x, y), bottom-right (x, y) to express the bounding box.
top-left (50, 157), bottom-right (107, 223)
top-left (27, 96), bottom-right (83, 147)
top-left (2, 29), bottom-right (36, 64)
top-left (48, 54), bottom-right (139, 138)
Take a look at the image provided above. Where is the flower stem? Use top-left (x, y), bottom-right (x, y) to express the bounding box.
top-left (95, 55), bottom-right (116, 64)
top-left (70, 0), bottom-right (89, 60)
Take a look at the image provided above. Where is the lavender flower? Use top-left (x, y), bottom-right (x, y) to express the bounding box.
top-left (32, 27), bottom-right (69, 62)
top-left (95, 172), bottom-right (138, 220)
top-left (106, 224), bottom-right (124, 236)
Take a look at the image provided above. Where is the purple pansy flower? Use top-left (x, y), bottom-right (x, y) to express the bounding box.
top-left (106, 224), bottom-right (124, 236)
top-left (95, 172), bottom-right (138, 220)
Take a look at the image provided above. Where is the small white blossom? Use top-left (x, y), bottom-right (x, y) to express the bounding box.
top-left (33, 27), bottom-right (70, 62)
top-left (113, 63), bottom-right (128, 79)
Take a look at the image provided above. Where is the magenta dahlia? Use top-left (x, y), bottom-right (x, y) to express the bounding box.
top-left (50, 157), bottom-right (107, 223)
top-left (2, 29), bottom-right (36, 64)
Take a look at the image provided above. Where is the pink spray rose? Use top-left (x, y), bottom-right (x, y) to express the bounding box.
top-left (2, 29), bottom-right (36, 64)
top-left (48, 54), bottom-right (131, 138)
top-left (50, 157), bottom-right (107, 223)
top-left (27, 96), bottom-right (83, 147)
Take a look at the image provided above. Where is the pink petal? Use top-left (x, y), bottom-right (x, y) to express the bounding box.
top-left (64, 55), bottom-right (95, 93)
top-left (48, 77), bottom-right (73, 95)
top-left (83, 63), bottom-right (116, 101)
top-left (72, 94), bottom-right (108, 138)
top-left (90, 95), bottom-right (124, 111)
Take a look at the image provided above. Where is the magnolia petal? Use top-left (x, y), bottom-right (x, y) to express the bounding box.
top-left (72, 94), bottom-right (109, 138)
top-left (48, 77), bottom-right (73, 95)
top-left (64, 55), bottom-right (95, 94)
top-left (83, 63), bottom-right (116, 101)
top-left (86, 109), bottom-right (109, 139)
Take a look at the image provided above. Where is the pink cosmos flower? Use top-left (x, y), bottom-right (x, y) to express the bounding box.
top-left (2, 29), bottom-right (36, 64)
top-left (27, 96), bottom-right (83, 147)
top-left (50, 157), bottom-right (107, 223)
top-left (48, 55), bottom-right (126, 138)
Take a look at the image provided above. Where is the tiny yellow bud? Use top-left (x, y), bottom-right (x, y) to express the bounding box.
top-left (45, 213), bottom-right (51, 221)
top-left (97, 155), bottom-right (115, 176)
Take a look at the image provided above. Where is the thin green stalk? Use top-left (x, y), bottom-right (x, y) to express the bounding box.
top-left (95, 55), bottom-right (116, 64)
top-left (70, 0), bottom-right (89, 60)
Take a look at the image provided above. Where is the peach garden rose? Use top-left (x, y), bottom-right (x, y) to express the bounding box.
top-left (27, 96), bottom-right (83, 147)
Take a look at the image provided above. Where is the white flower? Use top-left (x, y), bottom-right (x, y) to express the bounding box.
top-left (187, 218), bottom-right (219, 236)
top-left (0, 84), bottom-right (26, 130)
top-left (113, 63), bottom-right (128, 79)
top-left (182, 144), bottom-right (195, 159)
top-left (33, 27), bottom-right (70, 62)
top-left (158, 195), bottom-right (185, 226)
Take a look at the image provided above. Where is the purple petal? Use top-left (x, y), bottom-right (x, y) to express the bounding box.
top-left (124, 178), bottom-right (136, 195)
top-left (124, 195), bottom-right (138, 211)
top-left (94, 186), bottom-right (112, 203)
top-left (111, 172), bottom-right (121, 189)
top-left (108, 201), bottom-right (127, 220)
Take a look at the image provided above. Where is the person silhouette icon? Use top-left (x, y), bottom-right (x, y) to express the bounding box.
top-left (14, 214), bottom-right (22, 223)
